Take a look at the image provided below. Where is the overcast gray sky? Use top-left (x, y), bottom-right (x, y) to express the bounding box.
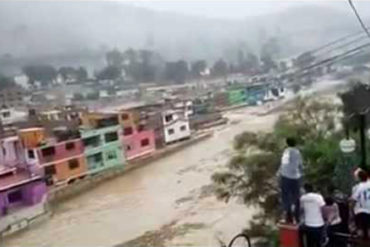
top-left (125, 0), bottom-right (354, 19)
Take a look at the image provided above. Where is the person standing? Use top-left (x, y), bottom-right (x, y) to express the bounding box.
top-left (300, 183), bottom-right (325, 247)
top-left (351, 169), bottom-right (370, 240)
top-left (322, 196), bottom-right (344, 247)
top-left (278, 137), bottom-right (303, 223)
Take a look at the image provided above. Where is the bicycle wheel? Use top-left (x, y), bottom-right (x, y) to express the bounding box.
top-left (228, 233), bottom-right (251, 247)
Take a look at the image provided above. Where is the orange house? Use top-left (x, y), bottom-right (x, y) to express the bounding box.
top-left (25, 138), bottom-right (88, 186)
top-left (18, 128), bottom-right (46, 148)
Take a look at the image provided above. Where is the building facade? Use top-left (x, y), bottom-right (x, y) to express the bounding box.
top-left (162, 109), bottom-right (191, 144)
top-left (80, 125), bottom-right (125, 174)
top-left (119, 110), bottom-right (155, 161)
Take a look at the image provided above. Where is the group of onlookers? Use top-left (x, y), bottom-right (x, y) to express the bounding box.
top-left (278, 137), bottom-right (370, 247)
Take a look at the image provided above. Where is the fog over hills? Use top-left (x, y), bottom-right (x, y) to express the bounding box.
top-left (0, 1), bottom-right (369, 75)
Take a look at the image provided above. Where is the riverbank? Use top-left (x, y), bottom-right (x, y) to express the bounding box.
top-left (3, 105), bottom-right (279, 247)
top-left (49, 131), bottom-right (214, 204)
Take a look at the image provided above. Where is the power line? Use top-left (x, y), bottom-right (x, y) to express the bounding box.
top-left (309, 29), bottom-right (367, 55)
top-left (348, 0), bottom-right (370, 39)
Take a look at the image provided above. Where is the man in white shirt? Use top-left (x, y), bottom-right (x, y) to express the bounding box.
top-left (278, 137), bottom-right (303, 223)
top-left (300, 183), bottom-right (325, 247)
top-left (351, 169), bottom-right (370, 240)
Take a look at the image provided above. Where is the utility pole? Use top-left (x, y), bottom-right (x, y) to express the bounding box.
top-left (359, 113), bottom-right (367, 170)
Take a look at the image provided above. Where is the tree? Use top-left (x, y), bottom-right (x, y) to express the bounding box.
top-left (165, 60), bottom-right (189, 84)
top-left (22, 65), bottom-right (57, 87)
top-left (245, 53), bottom-right (259, 74)
top-left (96, 65), bottom-right (121, 81)
top-left (106, 49), bottom-right (124, 68)
top-left (58, 67), bottom-right (76, 82)
top-left (211, 97), bottom-right (343, 243)
top-left (72, 93), bottom-right (84, 101)
top-left (76, 66), bottom-right (88, 81)
top-left (191, 60), bottom-right (207, 77)
top-left (260, 54), bottom-right (277, 73)
top-left (0, 74), bottom-right (16, 89)
top-left (211, 59), bottom-right (228, 78)
top-left (121, 48), bottom-right (162, 83)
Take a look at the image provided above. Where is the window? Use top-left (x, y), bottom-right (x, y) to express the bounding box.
top-left (137, 124), bottom-right (144, 132)
top-left (168, 128), bottom-right (175, 135)
top-left (165, 114), bottom-right (173, 123)
top-left (45, 165), bottom-right (56, 176)
top-left (106, 150), bottom-right (117, 160)
top-left (93, 153), bottom-right (103, 163)
top-left (65, 142), bottom-right (75, 150)
top-left (68, 159), bottom-right (79, 170)
top-left (27, 149), bottom-right (35, 159)
top-left (123, 127), bottom-right (133, 136)
top-left (126, 145), bottom-right (132, 151)
top-left (8, 190), bottom-right (23, 204)
top-left (141, 138), bottom-right (150, 147)
top-left (2, 111), bottom-right (10, 118)
top-left (83, 136), bottom-right (100, 148)
top-left (180, 125), bottom-right (187, 131)
top-left (105, 132), bottom-right (118, 142)
top-left (41, 147), bottom-right (56, 157)
top-left (121, 113), bottom-right (129, 120)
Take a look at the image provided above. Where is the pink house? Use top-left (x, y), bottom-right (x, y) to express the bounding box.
top-left (121, 126), bottom-right (156, 161)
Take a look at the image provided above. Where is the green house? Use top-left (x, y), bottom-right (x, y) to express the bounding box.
top-left (80, 125), bottom-right (125, 174)
top-left (227, 88), bottom-right (247, 106)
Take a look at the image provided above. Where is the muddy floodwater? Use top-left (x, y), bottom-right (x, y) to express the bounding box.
top-left (4, 106), bottom-right (279, 247)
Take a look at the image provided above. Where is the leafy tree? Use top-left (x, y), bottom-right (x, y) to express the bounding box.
top-left (212, 97), bottom-right (344, 242)
top-left (121, 48), bottom-right (162, 83)
top-left (96, 65), bottom-right (121, 81)
top-left (72, 93), bottom-right (84, 101)
top-left (86, 92), bottom-right (99, 100)
top-left (106, 49), bottom-right (124, 68)
top-left (260, 54), bottom-right (277, 73)
top-left (165, 60), bottom-right (189, 84)
top-left (191, 60), bottom-right (207, 77)
top-left (245, 52), bottom-right (259, 74)
top-left (22, 65), bottom-right (57, 87)
top-left (211, 59), bottom-right (228, 78)
top-left (0, 74), bottom-right (16, 89)
top-left (76, 66), bottom-right (88, 81)
top-left (58, 66), bottom-right (76, 82)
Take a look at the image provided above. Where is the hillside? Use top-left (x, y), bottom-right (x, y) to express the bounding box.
top-left (0, 1), bottom-right (369, 75)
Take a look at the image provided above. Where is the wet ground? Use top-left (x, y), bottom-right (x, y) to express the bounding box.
top-left (4, 106), bottom-right (279, 247)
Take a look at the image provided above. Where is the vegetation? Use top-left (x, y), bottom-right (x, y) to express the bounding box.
top-left (22, 65), bottom-right (57, 87)
top-left (211, 97), bottom-right (346, 243)
top-left (0, 74), bottom-right (16, 89)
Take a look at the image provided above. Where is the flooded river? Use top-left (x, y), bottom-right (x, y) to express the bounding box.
top-left (4, 106), bottom-right (279, 247)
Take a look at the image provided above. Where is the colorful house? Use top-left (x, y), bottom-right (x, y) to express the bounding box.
top-left (119, 110), bottom-right (155, 161)
top-left (227, 88), bottom-right (247, 106)
top-left (162, 109), bottom-right (191, 144)
top-left (19, 128), bottom-right (88, 186)
top-left (0, 167), bottom-right (48, 235)
top-left (0, 134), bottom-right (48, 235)
top-left (245, 84), bottom-right (267, 105)
top-left (80, 125), bottom-right (125, 174)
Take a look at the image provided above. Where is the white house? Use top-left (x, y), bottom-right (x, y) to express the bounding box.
top-left (173, 100), bottom-right (193, 117)
top-left (162, 109), bottom-right (191, 144)
top-left (0, 108), bottom-right (28, 125)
